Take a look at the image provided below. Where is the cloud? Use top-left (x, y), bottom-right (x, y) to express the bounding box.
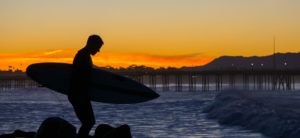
top-left (43, 49), bottom-right (63, 55)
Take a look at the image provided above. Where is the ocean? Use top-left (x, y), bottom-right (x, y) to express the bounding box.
top-left (0, 88), bottom-right (267, 138)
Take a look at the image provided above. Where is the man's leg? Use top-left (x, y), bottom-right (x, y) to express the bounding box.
top-left (70, 98), bottom-right (95, 138)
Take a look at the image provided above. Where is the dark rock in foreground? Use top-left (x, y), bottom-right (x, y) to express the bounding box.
top-left (0, 117), bottom-right (132, 138)
top-left (95, 124), bottom-right (132, 138)
top-left (204, 90), bottom-right (300, 138)
top-left (35, 117), bottom-right (76, 138)
top-left (0, 130), bottom-right (36, 138)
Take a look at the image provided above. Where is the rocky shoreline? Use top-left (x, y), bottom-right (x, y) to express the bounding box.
top-left (0, 117), bottom-right (132, 138)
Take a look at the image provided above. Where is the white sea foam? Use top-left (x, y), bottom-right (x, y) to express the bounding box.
top-left (204, 89), bottom-right (300, 138)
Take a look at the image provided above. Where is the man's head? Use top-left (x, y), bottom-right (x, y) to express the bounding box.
top-left (85, 35), bottom-right (104, 55)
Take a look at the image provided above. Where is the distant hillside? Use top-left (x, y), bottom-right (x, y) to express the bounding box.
top-left (181, 52), bottom-right (300, 71)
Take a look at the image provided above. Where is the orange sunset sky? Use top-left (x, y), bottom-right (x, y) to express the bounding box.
top-left (1, 0), bottom-right (300, 71)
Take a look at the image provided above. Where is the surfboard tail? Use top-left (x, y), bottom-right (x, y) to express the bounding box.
top-left (26, 64), bottom-right (37, 80)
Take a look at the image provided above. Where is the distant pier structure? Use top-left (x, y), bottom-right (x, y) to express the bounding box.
top-left (122, 69), bottom-right (300, 92)
top-left (0, 70), bottom-right (299, 91)
top-left (0, 74), bottom-right (38, 91)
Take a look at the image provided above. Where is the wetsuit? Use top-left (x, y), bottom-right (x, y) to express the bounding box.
top-left (68, 48), bottom-right (95, 137)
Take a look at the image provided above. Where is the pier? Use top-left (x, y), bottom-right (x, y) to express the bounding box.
top-left (121, 70), bottom-right (300, 92)
top-left (0, 70), bottom-right (299, 91)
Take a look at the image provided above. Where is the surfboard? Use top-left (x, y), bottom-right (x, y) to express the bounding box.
top-left (26, 63), bottom-right (159, 104)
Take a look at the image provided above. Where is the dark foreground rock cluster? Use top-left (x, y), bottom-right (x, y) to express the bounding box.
top-left (203, 90), bottom-right (300, 138)
top-left (0, 117), bottom-right (132, 138)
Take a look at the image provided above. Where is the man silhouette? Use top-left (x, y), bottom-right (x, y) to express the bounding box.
top-left (68, 35), bottom-right (103, 138)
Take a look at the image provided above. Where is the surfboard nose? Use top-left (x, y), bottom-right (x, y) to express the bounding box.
top-left (153, 92), bottom-right (160, 99)
top-left (145, 88), bottom-right (160, 100)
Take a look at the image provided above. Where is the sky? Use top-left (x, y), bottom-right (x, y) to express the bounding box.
top-left (1, 0), bottom-right (300, 71)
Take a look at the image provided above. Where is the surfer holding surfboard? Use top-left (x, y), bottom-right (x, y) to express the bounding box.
top-left (68, 35), bottom-right (103, 138)
top-left (26, 35), bottom-right (159, 137)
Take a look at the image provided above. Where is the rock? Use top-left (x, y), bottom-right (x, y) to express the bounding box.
top-left (94, 124), bottom-right (114, 138)
top-left (0, 134), bottom-right (14, 138)
top-left (0, 130), bottom-right (36, 138)
top-left (35, 117), bottom-right (76, 138)
top-left (94, 124), bottom-right (132, 138)
top-left (0, 118), bottom-right (133, 138)
top-left (13, 130), bottom-right (36, 138)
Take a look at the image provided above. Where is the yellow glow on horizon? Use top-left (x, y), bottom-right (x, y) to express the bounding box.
top-left (0, 50), bottom-right (213, 71)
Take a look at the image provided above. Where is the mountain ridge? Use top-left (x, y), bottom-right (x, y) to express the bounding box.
top-left (181, 52), bottom-right (300, 71)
